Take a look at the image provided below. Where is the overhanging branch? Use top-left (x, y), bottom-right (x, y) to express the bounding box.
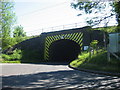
top-left (91, 13), bottom-right (115, 27)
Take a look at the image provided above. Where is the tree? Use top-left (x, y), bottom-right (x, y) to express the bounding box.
top-left (1, 1), bottom-right (16, 50)
top-left (71, 1), bottom-right (120, 32)
top-left (13, 25), bottom-right (26, 37)
top-left (113, 1), bottom-right (120, 27)
top-left (13, 25), bottom-right (27, 43)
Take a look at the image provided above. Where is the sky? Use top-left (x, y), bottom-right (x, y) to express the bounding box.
top-left (14, 0), bottom-right (117, 36)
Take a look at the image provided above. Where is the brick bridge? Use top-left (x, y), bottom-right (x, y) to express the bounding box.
top-left (13, 26), bottom-right (105, 63)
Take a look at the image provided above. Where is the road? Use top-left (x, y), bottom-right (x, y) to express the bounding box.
top-left (1, 63), bottom-right (120, 89)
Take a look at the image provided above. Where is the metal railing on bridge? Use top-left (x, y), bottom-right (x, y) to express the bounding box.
top-left (26, 22), bottom-right (86, 36)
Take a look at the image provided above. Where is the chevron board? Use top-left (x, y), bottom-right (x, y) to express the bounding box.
top-left (44, 32), bottom-right (83, 60)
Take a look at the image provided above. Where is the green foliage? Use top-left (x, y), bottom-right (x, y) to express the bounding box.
top-left (2, 54), bottom-right (11, 61)
top-left (78, 51), bottom-right (89, 60)
top-left (71, 1), bottom-right (120, 30)
top-left (94, 26), bottom-right (118, 33)
top-left (12, 25), bottom-right (27, 45)
top-left (15, 36), bottom-right (28, 44)
top-left (1, 1), bottom-right (15, 35)
top-left (71, 1), bottom-right (106, 14)
top-left (2, 49), bottom-right (22, 61)
top-left (2, 37), bottom-right (17, 50)
top-left (13, 25), bottom-right (26, 37)
top-left (1, 1), bottom-right (16, 50)
top-left (70, 50), bottom-right (120, 73)
top-left (90, 40), bottom-right (98, 49)
top-left (70, 51), bottom-right (90, 67)
top-left (71, 1), bottom-right (114, 26)
top-left (1, 2), bottom-right (27, 51)
top-left (11, 49), bottom-right (22, 60)
top-left (1, 2), bottom-right (16, 37)
top-left (113, 1), bottom-right (120, 27)
top-left (2, 36), bottom-right (28, 51)
top-left (2, 60), bottom-right (21, 63)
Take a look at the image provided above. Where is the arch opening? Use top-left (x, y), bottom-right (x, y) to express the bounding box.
top-left (49, 39), bottom-right (81, 63)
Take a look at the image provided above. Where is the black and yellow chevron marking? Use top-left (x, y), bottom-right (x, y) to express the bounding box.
top-left (44, 32), bottom-right (83, 60)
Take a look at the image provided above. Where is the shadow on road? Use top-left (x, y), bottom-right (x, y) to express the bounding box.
top-left (2, 70), bottom-right (120, 89)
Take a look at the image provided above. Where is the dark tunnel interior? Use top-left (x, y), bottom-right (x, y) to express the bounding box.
top-left (49, 39), bottom-right (81, 63)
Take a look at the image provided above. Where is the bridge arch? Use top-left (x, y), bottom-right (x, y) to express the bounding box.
top-left (49, 39), bottom-right (81, 62)
top-left (44, 32), bottom-right (83, 60)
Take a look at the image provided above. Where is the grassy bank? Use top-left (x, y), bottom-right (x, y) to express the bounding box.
top-left (70, 51), bottom-right (120, 73)
top-left (1, 60), bottom-right (21, 63)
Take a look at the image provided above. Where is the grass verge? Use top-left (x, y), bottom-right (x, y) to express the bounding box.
top-left (70, 51), bottom-right (120, 73)
top-left (0, 57), bottom-right (21, 63)
top-left (1, 60), bottom-right (21, 63)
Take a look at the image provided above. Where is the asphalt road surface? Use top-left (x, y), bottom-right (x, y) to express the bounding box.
top-left (1, 63), bottom-right (120, 89)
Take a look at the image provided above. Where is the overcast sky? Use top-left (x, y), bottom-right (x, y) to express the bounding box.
top-left (14, 0), bottom-right (117, 36)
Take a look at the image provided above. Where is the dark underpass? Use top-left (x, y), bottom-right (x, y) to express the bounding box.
top-left (49, 39), bottom-right (81, 63)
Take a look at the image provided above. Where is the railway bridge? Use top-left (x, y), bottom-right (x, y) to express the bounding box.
top-left (40, 26), bottom-right (105, 62)
top-left (12, 26), bottom-right (105, 63)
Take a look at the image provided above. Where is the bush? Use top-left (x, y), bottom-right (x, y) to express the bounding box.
top-left (90, 40), bottom-right (98, 48)
top-left (2, 37), bottom-right (17, 51)
top-left (2, 49), bottom-right (22, 61)
top-left (2, 54), bottom-right (11, 60)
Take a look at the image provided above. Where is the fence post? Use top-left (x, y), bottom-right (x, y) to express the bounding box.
top-left (42, 28), bottom-right (44, 33)
top-left (63, 25), bottom-right (65, 29)
top-left (51, 27), bottom-right (53, 31)
top-left (75, 23), bottom-right (77, 27)
top-left (107, 45), bottom-right (110, 61)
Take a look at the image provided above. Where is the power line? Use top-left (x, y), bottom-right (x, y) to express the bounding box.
top-left (25, 21), bottom-right (117, 36)
top-left (18, 2), bottom-right (68, 17)
top-left (25, 22), bottom-right (86, 35)
top-left (24, 21), bottom-right (117, 33)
